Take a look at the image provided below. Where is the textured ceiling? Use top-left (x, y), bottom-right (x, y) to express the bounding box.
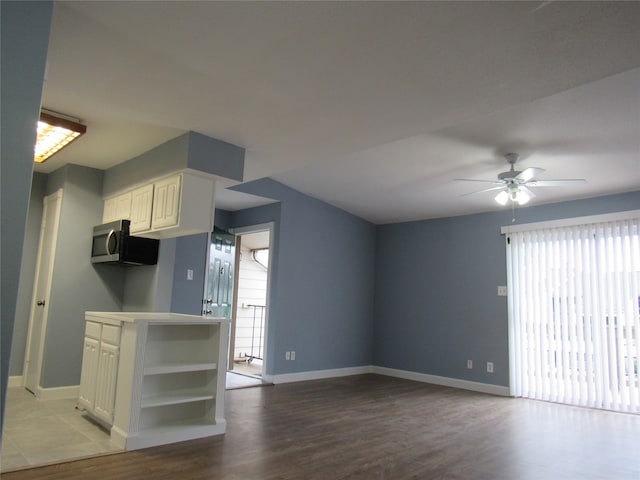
top-left (39, 1), bottom-right (640, 223)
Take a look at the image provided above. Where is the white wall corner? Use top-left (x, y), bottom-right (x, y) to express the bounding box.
top-left (269, 366), bottom-right (374, 385)
top-left (37, 384), bottom-right (80, 401)
top-left (267, 365), bottom-right (509, 397)
top-left (8, 376), bottom-right (23, 388)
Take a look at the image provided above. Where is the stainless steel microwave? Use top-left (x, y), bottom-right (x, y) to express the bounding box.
top-left (91, 219), bottom-right (159, 265)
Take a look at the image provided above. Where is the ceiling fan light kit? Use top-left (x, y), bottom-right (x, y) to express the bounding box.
top-left (495, 187), bottom-right (530, 206)
top-left (456, 152), bottom-right (586, 208)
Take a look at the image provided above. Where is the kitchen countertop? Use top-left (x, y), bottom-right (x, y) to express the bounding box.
top-left (85, 311), bottom-right (229, 324)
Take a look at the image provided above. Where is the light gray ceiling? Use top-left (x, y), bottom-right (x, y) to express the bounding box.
top-left (39, 1), bottom-right (640, 224)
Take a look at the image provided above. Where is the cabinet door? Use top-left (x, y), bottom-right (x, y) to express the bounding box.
top-left (94, 342), bottom-right (120, 424)
top-left (152, 174), bottom-right (181, 230)
top-left (103, 192), bottom-right (132, 223)
top-left (78, 337), bottom-right (100, 411)
top-left (102, 197), bottom-right (118, 224)
top-left (114, 192), bottom-right (132, 220)
top-left (130, 184), bottom-right (154, 233)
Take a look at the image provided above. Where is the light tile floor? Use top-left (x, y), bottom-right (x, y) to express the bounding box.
top-left (0, 388), bottom-right (122, 472)
top-left (1, 373), bottom-right (269, 472)
top-left (225, 371), bottom-right (268, 389)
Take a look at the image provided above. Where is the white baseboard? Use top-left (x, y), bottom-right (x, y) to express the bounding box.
top-left (8, 376), bottom-right (23, 388)
top-left (268, 365), bottom-right (373, 385)
top-left (372, 366), bottom-right (510, 397)
top-left (267, 365), bottom-right (509, 397)
top-left (37, 385), bottom-right (80, 401)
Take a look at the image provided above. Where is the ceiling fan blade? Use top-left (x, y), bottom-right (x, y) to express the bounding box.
top-left (461, 185), bottom-right (506, 196)
top-left (454, 178), bottom-right (504, 185)
top-left (519, 185), bottom-right (536, 198)
top-left (527, 179), bottom-right (586, 187)
top-left (516, 167), bottom-right (545, 182)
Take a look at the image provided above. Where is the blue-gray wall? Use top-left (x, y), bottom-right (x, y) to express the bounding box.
top-left (103, 131), bottom-right (245, 196)
top-left (374, 190), bottom-right (640, 387)
top-left (41, 165), bottom-right (124, 388)
top-left (171, 234), bottom-right (209, 315)
top-left (231, 179), bottom-right (377, 375)
top-left (121, 239), bottom-right (176, 313)
top-left (0, 0), bottom-right (52, 431)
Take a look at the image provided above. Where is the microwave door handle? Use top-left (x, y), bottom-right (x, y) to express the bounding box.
top-left (106, 229), bottom-right (116, 254)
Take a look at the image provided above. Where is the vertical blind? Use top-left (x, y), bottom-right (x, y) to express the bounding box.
top-left (506, 216), bottom-right (640, 413)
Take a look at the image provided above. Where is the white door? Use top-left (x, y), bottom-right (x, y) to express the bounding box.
top-left (24, 189), bottom-right (63, 395)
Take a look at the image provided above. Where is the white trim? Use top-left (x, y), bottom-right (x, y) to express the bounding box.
top-left (372, 366), bottom-right (510, 396)
top-left (501, 209), bottom-right (640, 234)
top-left (110, 425), bottom-right (128, 450)
top-left (37, 384), bottom-right (79, 401)
top-left (267, 365), bottom-right (509, 396)
top-left (8, 376), bottom-right (23, 387)
top-left (230, 222), bottom-right (274, 236)
top-left (268, 366), bottom-right (373, 384)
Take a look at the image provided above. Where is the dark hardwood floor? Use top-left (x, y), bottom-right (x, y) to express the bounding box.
top-left (3, 374), bottom-right (639, 479)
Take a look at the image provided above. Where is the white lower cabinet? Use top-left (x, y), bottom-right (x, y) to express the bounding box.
top-left (93, 342), bottom-right (120, 423)
top-left (78, 337), bottom-right (99, 410)
top-left (80, 312), bottom-right (229, 451)
top-left (77, 321), bottom-right (120, 426)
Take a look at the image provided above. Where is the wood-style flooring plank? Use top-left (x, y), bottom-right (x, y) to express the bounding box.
top-left (3, 374), bottom-right (639, 479)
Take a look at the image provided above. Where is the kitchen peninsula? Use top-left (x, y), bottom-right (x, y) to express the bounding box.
top-left (78, 312), bottom-right (229, 451)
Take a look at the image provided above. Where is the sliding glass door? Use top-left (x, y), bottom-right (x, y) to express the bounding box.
top-left (506, 215), bottom-right (639, 413)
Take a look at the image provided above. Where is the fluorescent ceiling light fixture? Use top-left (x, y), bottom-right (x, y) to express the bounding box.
top-left (35, 110), bottom-right (86, 163)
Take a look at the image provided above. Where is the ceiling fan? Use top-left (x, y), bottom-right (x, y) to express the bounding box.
top-left (456, 153), bottom-right (586, 206)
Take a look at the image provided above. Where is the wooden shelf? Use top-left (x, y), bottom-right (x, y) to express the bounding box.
top-left (142, 389), bottom-right (214, 408)
top-left (144, 362), bottom-right (217, 375)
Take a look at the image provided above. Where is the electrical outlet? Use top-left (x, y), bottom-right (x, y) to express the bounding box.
top-left (467, 360), bottom-right (473, 369)
top-left (497, 286), bottom-right (507, 296)
top-left (487, 362), bottom-right (494, 373)
top-left (285, 351), bottom-right (291, 361)
top-left (291, 351), bottom-right (296, 361)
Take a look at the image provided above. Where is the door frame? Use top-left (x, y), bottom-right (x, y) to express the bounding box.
top-left (23, 188), bottom-right (63, 395)
top-left (230, 222), bottom-right (274, 380)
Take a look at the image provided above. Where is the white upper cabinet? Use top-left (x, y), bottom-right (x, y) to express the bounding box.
top-left (102, 191), bottom-right (132, 224)
top-left (151, 174), bottom-right (181, 230)
top-left (130, 184), bottom-right (154, 233)
top-left (102, 170), bottom-right (215, 239)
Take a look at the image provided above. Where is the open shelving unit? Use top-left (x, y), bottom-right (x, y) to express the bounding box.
top-left (83, 312), bottom-right (229, 451)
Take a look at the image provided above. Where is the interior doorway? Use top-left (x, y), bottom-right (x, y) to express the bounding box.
top-left (24, 189), bottom-right (63, 395)
top-left (205, 223), bottom-right (273, 388)
top-left (229, 228), bottom-right (271, 378)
